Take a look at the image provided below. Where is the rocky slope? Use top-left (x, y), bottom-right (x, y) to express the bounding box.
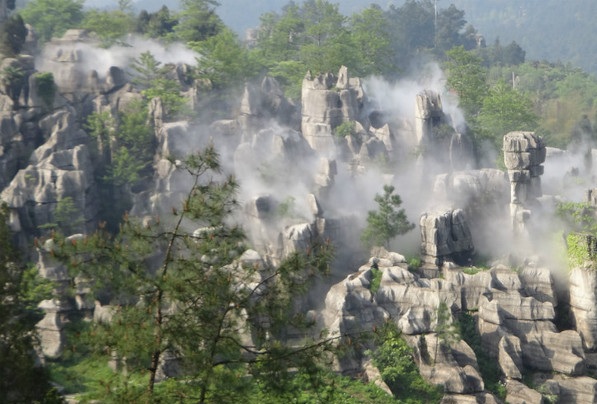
top-left (3, 29), bottom-right (597, 403)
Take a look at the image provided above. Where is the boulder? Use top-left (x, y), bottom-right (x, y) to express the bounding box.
top-left (498, 335), bottom-right (523, 379)
top-left (552, 375), bottom-right (597, 404)
top-left (505, 380), bottom-right (542, 404)
top-left (522, 331), bottom-right (585, 375)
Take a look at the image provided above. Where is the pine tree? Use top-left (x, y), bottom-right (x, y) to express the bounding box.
top-left (0, 203), bottom-right (62, 402)
top-left (54, 145), bottom-right (336, 402)
top-left (361, 185), bottom-right (415, 250)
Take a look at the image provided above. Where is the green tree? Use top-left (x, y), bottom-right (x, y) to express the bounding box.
top-left (299, 0), bottom-right (356, 74)
top-left (0, 204), bottom-right (62, 402)
top-left (476, 80), bottom-right (538, 148)
top-left (82, 9), bottom-right (134, 47)
top-left (174, 0), bottom-right (223, 43)
top-left (85, 101), bottom-right (154, 231)
top-left (361, 185), bottom-right (415, 249)
top-left (369, 322), bottom-right (443, 402)
top-left (444, 46), bottom-right (488, 123)
top-left (349, 4), bottom-right (392, 76)
top-left (190, 28), bottom-right (258, 89)
top-left (1, 64), bottom-right (25, 105)
top-left (135, 6), bottom-right (178, 39)
top-left (39, 196), bottom-right (84, 235)
top-left (435, 4), bottom-right (468, 52)
top-left (55, 145), bottom-right (336, 401)
top-left (385, 0), bottom-right (434, 74)
top-left (130, 51), bottom-right (186, 118)
top-left (20, 0), bottom-right (84, 43)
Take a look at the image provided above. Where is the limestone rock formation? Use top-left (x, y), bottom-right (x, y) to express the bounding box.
top-left (503, 131), bottom-right (546, 236)
top-left (420, 209), bottom-right (474, 268)
top-left (569, 266), bottom-right (597, 350)
top-left (301, 67), bottom-right (365, 155)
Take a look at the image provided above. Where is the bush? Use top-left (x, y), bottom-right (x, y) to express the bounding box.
top-left (369, 323), bottom-right (443, 403)
top-left (34, 72), bottom-right (56, 108)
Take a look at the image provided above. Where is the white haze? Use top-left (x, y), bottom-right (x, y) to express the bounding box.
top-left (33, 33), bottom-right (597, 272)
top-left (36, 35), bottom-right (198, 78)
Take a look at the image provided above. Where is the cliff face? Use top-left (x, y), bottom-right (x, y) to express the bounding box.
top-left (4, 30), bottom-right (597, 402)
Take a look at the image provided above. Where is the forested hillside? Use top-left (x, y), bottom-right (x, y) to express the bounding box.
top-left (452, 0), bottom-right (597, 75)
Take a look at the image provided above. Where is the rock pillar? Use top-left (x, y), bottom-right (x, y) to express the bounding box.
top-left (503, 131), bottom-right (546, 236)
top-left (420, 209), bottom-right (474, 269)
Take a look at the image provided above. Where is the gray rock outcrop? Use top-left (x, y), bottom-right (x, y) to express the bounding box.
top-left (503, 131), bottom-right (546, 237)
top-left (301, 67), bottom-right (364, 155)
top-left (420, 209), bottom-right (474, 268)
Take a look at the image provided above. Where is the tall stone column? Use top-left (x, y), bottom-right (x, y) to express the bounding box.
top-left (503, 131), bottom-right (546, 236)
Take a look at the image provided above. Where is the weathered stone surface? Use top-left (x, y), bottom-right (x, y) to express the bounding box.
top-left (503, 131), bottom-right (545, 237)
top-left (35, 299), bottom-right (67, 358)
top-left (301, 67), bottom-right (364, 155)
top-left (505, 380), bottom-right (542, 404)
top-left (518, 266), bottom-right (556, 305)
top-left (522, 331), bottom-right (585, 375)
top-left (553, 375), bottom-right (597, 404)
top-left (420, 209), bottom-right (474, 266)
top-left (440, 393), bottom-right (500, 404)
top-left (410, 334), bottom-right (484, 394)
top-left (498, 335), bottom-right (523, 379)
top-left (362, 359), bottom-right (393, 396)
top-left (569, 267), bottom-right (597, 350)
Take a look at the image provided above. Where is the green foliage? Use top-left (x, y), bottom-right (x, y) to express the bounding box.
top-left (369, 267), bottom-right (382, 295)
top-left (349, 5), bottom-right (392, 77)
top-left (39, 196), bottom-right (83, 235)
top-left (135, 6), bottom-right (178, 40)
top-left (82, 9), bottom-right (134, 47)
top-left (1, 64), bottom-right (25, 105)
top-left (34, 72), bottom-right (56, 108)
top-left (407, 257), bottom-right (422, 271)
top-left (250, 369), bottom-right (398, 403)
top-left (444, 46), bottom-right (488, 123)
top-left (53, 145), bottom-right (337, 401)
top-left (556, 201), bottom-right (597, 234)
top-left (20, 0), bottom-right (84, 42)
top-left (276, 195), bottom-right (297, 219)
top-left (434, 302), bottom-right (460, 364)
top-left (130, 51), bottom-right (187, 118)
top-left (565, 233), bottom-right (597, 270)
top-left (175, 0), bottom-right (223, 43)
top-left (458, 312), bottom-right (506, 400)
top-left (369, 323), bottom-right (443, 403)
top-left (361, 185), bottom-right (415, 249)
top-left (334, 120), bottom-right (355, 138)
top-left (190, 28), bottom-right (258, 89)
top-left (0, 204), bottom-right (61, 402)
top-left (476, 80), bottom-right (539, 149)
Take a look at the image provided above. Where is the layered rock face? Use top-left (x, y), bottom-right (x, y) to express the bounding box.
top-left (415, 90), bottom-right (474, 173)
top-left (301, 66), bottom-right (364, 155)
top-left (320, 249), bottom-right (597, 402)
top-left (503, 131), bottom-right (546, 236)
top-left (420, 209), bottom-right (474, 268)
